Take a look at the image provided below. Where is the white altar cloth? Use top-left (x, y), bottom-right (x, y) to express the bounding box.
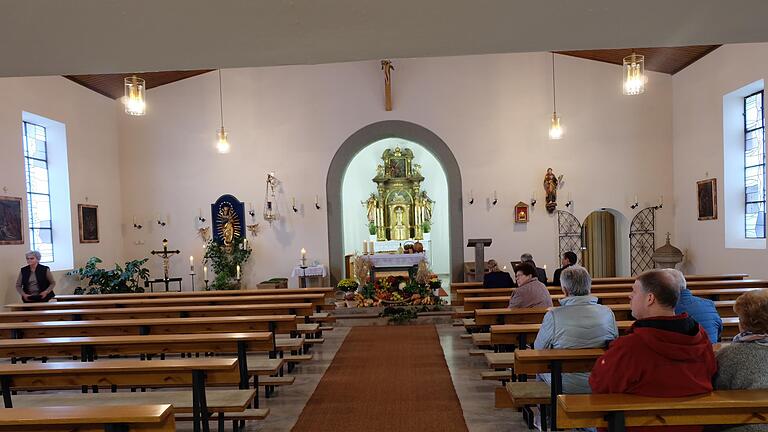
top-left (290, 264), bottom-right (327, 278)
top-left (365, 253), bottom-right (426, 267)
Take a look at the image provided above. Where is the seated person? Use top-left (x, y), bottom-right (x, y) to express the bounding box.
top-left (483, 259), bottom-right (515, 288)
top-left (15, 250), bottom-right (56, 303)
top-left (589, 269), bottom-right (716, 432)
top-left (551, 251), bottom-right (577, 286)
top-left (534, 266), bottom-right (618, 394)
top-left (666, 268), bottom-right (722, 343)
top-left (508, 262), bottom-right (553, 308)
top-left (714, 289), bottom-right (768, 432)
top-left (520, 253), bottom-right (547, 284)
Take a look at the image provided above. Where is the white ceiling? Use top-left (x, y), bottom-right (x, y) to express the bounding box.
top-left (3, 0), bottom-right (768, 77)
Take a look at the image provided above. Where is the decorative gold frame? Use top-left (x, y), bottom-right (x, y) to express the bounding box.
top-left (696, 178), bottom-right (717, 221)
top-left (515, 201), bottom-right (529, 223)
top-left (78, 204), bottom-right (99, 243)
top-left (0, 196), bottom-right (23, 245)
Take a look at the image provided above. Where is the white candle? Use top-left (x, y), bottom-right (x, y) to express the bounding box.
top-left (363, 241), bottom-right (368, 254)
top-left (243, 238), bottom-right (248, 250)
top-left (301, 248), bottom-right (307, 259)
top-left (203, 266), bottom-right (208, 280)
top-left (634, 195), bottom-right (638, 204)
top-left (236, 265), bottom-right (240, 280)
top-left (190, 256), bottom-right (194, 271)
top-left (369, 240), bottom-right (375, 254)
top-left (543, 264), bottom-right (547, 270)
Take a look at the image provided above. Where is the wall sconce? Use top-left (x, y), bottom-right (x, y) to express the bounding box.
top-left (653, 195), bottom-right (664, 210)
top-left (565, 199), bottom-right (573, 208)
top-left (630, 195), bottom-right (639, 209)
top-left (468, 190), bottom-right (474, 205)
top-left (530, 198), bottom-right (537, 207)
top-left (263, 173), bottom-right (279, 224)
top-left (132, 216), bottom-right (142, 230)
top-left (314, 195), bottom-right (321, 210)
top-left (292, 197), bottom-right (298, 213)
top-left (197, 216), bottom-right (206, 223)
top-left (492, 191), bottom-right (498, 206)
top-left (156, 219), bottom-right (166, 227)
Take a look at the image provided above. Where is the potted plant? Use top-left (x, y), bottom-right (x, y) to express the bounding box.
top-left (368, 221), bottom-right (377, 240)
top-left (68, 257), bottom-right (150, 295)
top-left (203, 237), bottom-right (252, 290)
top-left (421, 220), bottom-right (431, 241)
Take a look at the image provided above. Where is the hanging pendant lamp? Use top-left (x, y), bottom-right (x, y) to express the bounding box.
top-left (215, 69), bottom-right (231, 154)
top-left (623, 51), bottom-right (646, 95)
top-left (549, 53), bottom-right (563, 140)
top-left (124, 75), bottom-right (146, 116)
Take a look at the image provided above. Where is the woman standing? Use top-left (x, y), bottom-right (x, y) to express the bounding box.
top-left (15, 250), bottom-right (56, 303)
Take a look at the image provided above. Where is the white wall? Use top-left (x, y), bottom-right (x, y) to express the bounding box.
top-left (119, 51), bottom-right (674, 285)
top-left (0, 76), bottom-right (124, 303)
top-left (673, 43), bottom-right (768, 277)
top-left (341, 138), bottom-right (450, 276)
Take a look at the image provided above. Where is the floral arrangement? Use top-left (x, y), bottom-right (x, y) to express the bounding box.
top-left (336, 278), bottom-right (359, 293)
top-left (348, 259), bottom-right (444, 308)
top-left (203, 236), bottom-right (251, 290)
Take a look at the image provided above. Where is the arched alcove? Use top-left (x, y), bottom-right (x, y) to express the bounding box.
top-left (326, 120), bottom-right (464, 285)
top-left (582, 208), bottom-right (630, 277)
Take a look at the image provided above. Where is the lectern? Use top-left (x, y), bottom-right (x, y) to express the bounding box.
top-left (466, 238), bottom-right (492, 282)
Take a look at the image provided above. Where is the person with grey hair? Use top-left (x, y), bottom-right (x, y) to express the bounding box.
top-left (533, 266), bottom-right (618, 394)
top-left (667, 268), bottom-right (722, 343)
top-left (15, 251), bottom-right (56, 303)
top-left (520, 253), bottom-right (547, 285)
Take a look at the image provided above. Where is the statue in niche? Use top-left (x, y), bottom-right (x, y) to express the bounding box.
top-left (219, 205), bottom-right (236, 247)
top-left (544, 168), bottom-right (558, 213)
top-left (421, 191), bottom-right (434, 221)
top-left (392, 207), bottom-right (408, 240)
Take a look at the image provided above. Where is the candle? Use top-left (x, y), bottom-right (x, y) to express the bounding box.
top-left (634, 195), bottom-right (638, 204)
top-left (363, 241), bottom-right (368, 254)
top-left (189, 255), bottom-right (194, 271)
top-left (543, 264), bottom-right (547, 270)
top-left (369, 240), bottom-right (375, 254)
top-left (236, 265), bottom-right (241, 280)
top-left (203, 266), bottom-right (208, 280)
top-left (243, 238), bottom-right (248, 250)
top-left (301, 248), bottom-right (307, 259)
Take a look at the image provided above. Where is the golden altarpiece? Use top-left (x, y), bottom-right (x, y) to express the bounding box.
top-left (364, 147), bottom-right (433, 241)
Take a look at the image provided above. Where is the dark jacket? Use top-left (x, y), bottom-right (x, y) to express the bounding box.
top-left (20, 264), bottom-right (51, 294)
top-left (675, 288), bottom-right (722, 343)
top-left (483, 271), bottom-right (515, 288)
top-left (551, 263), bottom-right (572, 286)
top-left (535, 267), bottom-right (547, 285)
top-left (589, 313), bottom-right (717, 432)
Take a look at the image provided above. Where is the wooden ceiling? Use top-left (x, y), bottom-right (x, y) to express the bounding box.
top-left (64, 70), bottom-right (213, 99)
top-left (64, 45), bottom-right (720, 99)
top-left (556, 45), bottom-right (720, 75)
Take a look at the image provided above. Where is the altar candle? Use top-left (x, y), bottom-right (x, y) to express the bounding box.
top-left (301, 248), bottom-right (307, 259)
top-left (543, 264), bottom-right (547, 271)
top-left (189, 255), bottom-right (194, 271)
top-left (236, 265), bottom-right (241, 280)
top-left (243, 238), bottom-right (248, 250)
top-left (363, 241), bottom-right (368, 254)
top-left (369, 240), bottom-right (375, 254)
top-left (203, 266), bottom-right (208, 280)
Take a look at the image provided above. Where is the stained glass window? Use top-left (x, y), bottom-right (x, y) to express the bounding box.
top-left (23, 121), bottom-right (54, 262)
top-left (745, 91), bottom-right (766, 239)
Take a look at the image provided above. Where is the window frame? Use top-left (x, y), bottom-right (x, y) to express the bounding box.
top-left (22, 120), bottom-right (55, 262)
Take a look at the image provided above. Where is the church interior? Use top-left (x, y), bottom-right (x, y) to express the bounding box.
top-left (0, 1), bottom-right (768, 431)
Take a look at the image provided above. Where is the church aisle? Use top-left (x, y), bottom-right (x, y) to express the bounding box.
top-left (291, 325), bottom-right (469, 432)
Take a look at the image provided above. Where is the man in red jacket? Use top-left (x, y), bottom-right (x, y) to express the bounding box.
top-left (589, 269), bottom-right (717, 431)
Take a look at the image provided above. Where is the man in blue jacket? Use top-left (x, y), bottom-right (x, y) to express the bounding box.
top-left (665, 268), bottom-right (722, 343)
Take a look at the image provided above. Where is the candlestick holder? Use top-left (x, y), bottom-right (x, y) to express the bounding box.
top-left (204, 279), bottom-right (209, 290)
top-left (299, 265), bottom-right (309, 288)
top-left (300, 257), bottom-right (307, 267)
top-left (189, 271), bottom-right (196, 291)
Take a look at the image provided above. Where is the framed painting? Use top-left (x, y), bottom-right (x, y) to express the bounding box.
top-left (697, 178), bottom-right (717, 221)
top-left (78, 204), bottom-right (99, 243)
top-left (0, 196), bottom-right (23, 245)
top-left (515, 201), bottom-right (529, 223)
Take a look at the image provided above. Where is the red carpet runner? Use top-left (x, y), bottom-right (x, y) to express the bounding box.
top-left (291, 325), bottom-right (469, 432)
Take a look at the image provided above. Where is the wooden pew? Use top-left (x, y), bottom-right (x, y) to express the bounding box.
top-left (557, 390), bottom-right (768, 432)
top-left (0, 358), bottom-right (248, 432)
top-left (54, 287), bottom-right (335, 302)
top-left (0, 404), bottom-right (175, 431)
top-left (490, 317), bottom-right (740, 346)
top-left (473, 300), bottom-right (738, 326)
top-left (5, 293), bottom-right (327, 311)
top-left (590, 273), bottom-right (749, 284)
top-left (0, 303), bottom-right (314, 323)
top-left (0, 315), bottom-right (298, 341)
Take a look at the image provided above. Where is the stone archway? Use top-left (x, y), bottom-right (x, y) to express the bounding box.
top-left (326, 120), bottom-right (464, 285)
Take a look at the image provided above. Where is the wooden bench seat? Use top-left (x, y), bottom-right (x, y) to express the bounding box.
top-left (471, 333), bottom-right (491, 347)
top-left (283, 354), bottom-right (313, 363)
top-left (507, 381), bottom-right (550, 407)
top-left (469, 349), bottom-right (492, 357)
top-left (557, 390), bottom-right (768, 432)
top-left (176, 408), bottom-right (270, 422)
top-left (481, 370), bottom-right (514, 381)
top-left (258, 376), bottom-right (295, 386)
top-left (0, 403), bottom-right (175, 431)
top-left (247, 358), bottom-right (284, 375)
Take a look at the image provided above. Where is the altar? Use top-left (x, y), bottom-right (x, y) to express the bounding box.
top-left (363, 252), bottom-right (427, 280)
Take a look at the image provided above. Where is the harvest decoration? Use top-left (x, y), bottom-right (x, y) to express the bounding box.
top-left (351, 274), bottom-right (443, 307)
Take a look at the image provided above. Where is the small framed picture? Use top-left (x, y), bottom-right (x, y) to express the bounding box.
top-left (697, 178), bottom-right (717, 221)
top-left (0, 196), bottom-right (23, 245)
top-left (515, 201), bottom-right (529, 223)
top-left (78, 204), bottom-right (99, 243)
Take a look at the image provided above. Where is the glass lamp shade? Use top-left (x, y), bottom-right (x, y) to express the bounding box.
top-left (623, 53), bottom-right (646, 95)
top-left (124, 76), bottom-right (146, 115)
top-left (216, 127), bottom-right (231, 154)
top-left (549, 112), bottom-right (563, 140)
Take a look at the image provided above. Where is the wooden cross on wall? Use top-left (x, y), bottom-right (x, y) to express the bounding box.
top-left (381, 60), bottom-right (394, 111)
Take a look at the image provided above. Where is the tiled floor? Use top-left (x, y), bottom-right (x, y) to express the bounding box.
top-left (177, 324), bottom-right (528, 431)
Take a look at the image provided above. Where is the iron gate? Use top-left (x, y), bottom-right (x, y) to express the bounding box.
top-left (557, 210), bottom-right (583, 264)
top-left (630, 207), bottom-right (656, 275)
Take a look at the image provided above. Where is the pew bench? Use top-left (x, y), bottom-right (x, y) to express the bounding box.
top-left (503, 381), bottom-right (551, 430)
top-left (0, 403), bottom-right (175, 431)
top-left (557, 390), bottom-right (768, 432)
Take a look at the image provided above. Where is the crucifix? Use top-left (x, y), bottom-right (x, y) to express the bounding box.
top-left (149, 238), bottom-right (182, 292)
top-left (381, 59), bottom-right (394, 111)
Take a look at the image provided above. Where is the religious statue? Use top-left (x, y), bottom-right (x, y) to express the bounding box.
top-left (544, 168), bottom-right (558, 213)
top-left (392, 207), bottom-right (408, 240)
top-left (381, 59), bottom-right (394, 111)
top-left (362, 193), bottom-right (378, 223)
top-left (219, 205), bottom-right (236, 247)
top-left (421, 191), bottom-right (434, 222)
